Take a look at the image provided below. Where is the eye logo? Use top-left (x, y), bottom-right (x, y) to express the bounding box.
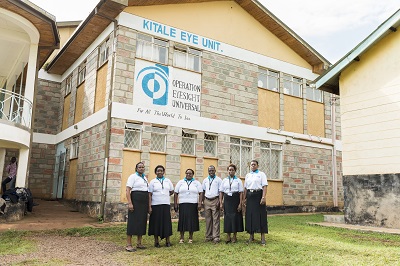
top-left (136, 64), bottom-right (169, 106)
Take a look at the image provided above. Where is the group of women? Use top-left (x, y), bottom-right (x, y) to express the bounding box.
top-left (125, 160), bottom-right (268, 252)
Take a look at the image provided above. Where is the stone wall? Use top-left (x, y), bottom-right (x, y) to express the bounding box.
top-left (282, 144), bottom-right (343, 207)
top-left (343, 174), bottom-right (400, 228)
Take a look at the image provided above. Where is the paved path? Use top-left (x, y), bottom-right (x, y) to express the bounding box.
top-left (310, 222), bottom-right (400, 235)
top-left (0, 199), bottom-right (97, 231)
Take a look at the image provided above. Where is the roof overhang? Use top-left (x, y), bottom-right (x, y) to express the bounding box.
top-left (46, 0), bottom-right (330, 75)
top-left (314, 9), bottom-right (400, 95)
top-left (0, 0), bottom-right (60, 69)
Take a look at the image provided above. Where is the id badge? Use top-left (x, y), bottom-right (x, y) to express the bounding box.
top-left (228, 192), bottom-right (232, 196)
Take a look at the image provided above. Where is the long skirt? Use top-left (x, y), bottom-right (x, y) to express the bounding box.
top-left (223, 192), bottom-right (244, 233)
top-left (148, 204), bottom-right (173, 239)
top-left (127, 191), bottom-right (149, 236)
top-left (177, 203), bottom-right (199, 232)
top-left (245, 190), bottom-right (268, 234)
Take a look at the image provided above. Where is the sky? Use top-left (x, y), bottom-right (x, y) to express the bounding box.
top-left (30, 0), bottom-right (400, 64)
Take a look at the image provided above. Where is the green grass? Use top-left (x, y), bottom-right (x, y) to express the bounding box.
top-left (2, 214), bottom-right (400, 265)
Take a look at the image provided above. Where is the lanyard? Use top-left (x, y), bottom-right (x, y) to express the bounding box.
top-left (208, 176), bottom-right (215, 190)
top-left (137, 172), bottom-right (148, 187)
top-left (228, 176), bottom-right (236, 191)
top-left (184, 178), bottom-right (194, 190)
top-left (157, 177), bottom-right (165, 189)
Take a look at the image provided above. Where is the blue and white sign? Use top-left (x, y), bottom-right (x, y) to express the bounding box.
top-left (134, 59), bottom-right (202, 116)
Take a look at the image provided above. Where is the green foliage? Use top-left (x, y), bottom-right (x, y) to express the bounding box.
top-left (0, 230), bottom-right (35, 255)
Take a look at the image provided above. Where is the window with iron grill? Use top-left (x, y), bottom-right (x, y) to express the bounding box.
top-left (151, 126), bottom-right (167, 152)
top-left (259, 142), bottom-right (282, 180)
top-left (204, 133), bottom-right (217, 157)
top-left (124, 123), bottom-right (142, 149)
top-left (70, 136), bottom-right (79, 159)
top-left (258, 68), bottom-right (279, 92)
top-left (230, 137), bottom-right (253, 177)
top-left (65, 75), bottom-right (72, 96)
top-left (283, 74), bottom-right (302, 97)
top-left (98, 39), bottom-right (110, 67)
top-left (77, 61), bottom-right (86, 85)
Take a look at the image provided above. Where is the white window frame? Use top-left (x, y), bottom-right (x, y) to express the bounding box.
top-left (98, 38), bottom-right (110, 68)
top-left (77, 61), bottom-right (86, 85)
top-left (173, 44), bottom-right (202, 72)
top-left (258, 68), bottom-right (279, 92)
top-left (124, 122), bottom-right (142, 150)
top-left (305, 84), bottom-right (323, 103)
top-left (150, 126), bottom-right (167, 152)
top-left (136, 33), bottom-right (169, 64)
top-left (204, 133), bottom-right (217, 157)
top-left (283, 74), bottom-right (302, 97)
top-left (65, 75), bottom-right (73, 96)
top-left (182, 129), bottom-right (196, 155)
top-left (70, 136), bottom-right (79, 159)
top-left (260, 142), bottom-right (283, 180)
top-left (230, 137), bottom-right (253, 177)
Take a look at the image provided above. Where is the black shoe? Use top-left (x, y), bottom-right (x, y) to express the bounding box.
top-left (166, 242), bottom-right (172, 247)
top-left (154, 242), bottom-right (161, 248)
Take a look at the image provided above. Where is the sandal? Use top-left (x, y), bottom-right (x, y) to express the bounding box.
top-left (232, 238), bottom-right (237, 243)
top-left (136, 244), bottom-right (146, 249)
top-left (125, 245), bottom-right (136, 252)
top-left (188, 239), bottom-right (193, 244)
top-left (225, 239), bottom-right (231, 244)
top-left (261, 240), bottom-right (266, 246)
top-left (179, 239), bottom-right (184, 244)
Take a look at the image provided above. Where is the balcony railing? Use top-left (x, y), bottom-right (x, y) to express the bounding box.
top-left (0, 88), bottom-right (32, 128)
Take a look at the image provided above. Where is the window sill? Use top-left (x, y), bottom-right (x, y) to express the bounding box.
top-left (149, 151), bottom-right (167, 155)
top-left (268, 179), bottom-right (283, 183)
top-left (203, 156), bottom-right (218, 160)
top-left (180, 154), bottom-right (196, 158)
top-left (77, 80), bottom-right (85, 87)
top-left (123, 148), bottom-right (142, 152)
top-left (69, 157), bottom-right (78, 161)
top-left (283, 93), bottom-right (303, 100)
top-left (97, 60), bottom-right (108, 69)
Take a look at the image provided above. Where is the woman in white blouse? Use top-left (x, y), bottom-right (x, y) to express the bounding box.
top-left (148, 165), bottom-right (174, 248)
top-left (174, 169), bottom-right (203, 244)
top-left (125, 162), bottom-right (149, 252)
top-left (219, 164), bottom-right (244, 243)
top-left (244, 160), bottom-right (268, 246)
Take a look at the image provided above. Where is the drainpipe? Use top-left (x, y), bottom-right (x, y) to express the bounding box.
top-left (331, 96), bottom-right (338, 207)
top-left (95, 8), bottom-right (118, 221)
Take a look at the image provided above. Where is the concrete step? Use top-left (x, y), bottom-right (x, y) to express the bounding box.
top-left (324, 215), bottom-right (345, 223)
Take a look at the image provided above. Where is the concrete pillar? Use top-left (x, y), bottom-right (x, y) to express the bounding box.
top-left (22, 43), bottom-right (38, 128)
top-left (16, 148), bottom-right (29, 188)
top-left (0, 149), bottom-right (5, 179)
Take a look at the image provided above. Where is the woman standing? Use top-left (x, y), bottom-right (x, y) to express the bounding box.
top-left (148, 165), bottom-right (174, 247)
top-left (126, 162), bottom-right (148, 252)
top-left (174, 169), bottom-right (203, 244)
top-left (219, 164), bottom-right (244, 243)
top-left (244, 160), bottom-right (268, 246)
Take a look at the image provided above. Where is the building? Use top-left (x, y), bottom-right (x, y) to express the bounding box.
top-left (31, 0), bottom-right (343, 221)
top-left (0, 0), bottom-right (58, 192)
top-left (315, 9), bottom-right (400, 228)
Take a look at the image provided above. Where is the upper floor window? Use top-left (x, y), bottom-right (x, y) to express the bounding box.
top-left (283, 74), bottom-right (302, 97)
top-left (124, 122), bottom-right (142, 149)
top-left (306, 84), bottom-right (323, 103)
top-left (151, 126), bottom-right (167, 152)
top-left (70, 136), bottom-right (79, 159)
top-left (173, 45), bottom-right (202, 72)
top-left (98, 39), bottom-right (110, 67)
top-left (65, 75), bottom-right (73, 96)
top-left (258, 68), bottom-right (279, 92)
top-left (182, 130), bottom-right (196, 155)
top-left (230, 137), bottom-right (253, 177)
top-left (259, 142), bottom-right (282, 180)
top-left (77, 61), bottom-right (86, 85)
top-left (136, 33), bottom-right (168, 64)
top-left (204, 133), bottom-right (217, 157)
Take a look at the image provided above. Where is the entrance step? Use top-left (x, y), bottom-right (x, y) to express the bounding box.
top-left (324, 214), bottom-right (345, 223)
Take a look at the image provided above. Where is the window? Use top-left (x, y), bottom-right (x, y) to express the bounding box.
top-left (283, 74), bottom-right (302, 97)
top-left (136, 33), bottom-right (168, 64)
top-left (124, 122), bottom-right (142, 149)
top-left (151, 126), bottom-right (166, 152)
top-left (65, 75), bottom-right (73, 95)
top-left (260, 142), bottom-right (282, 180)
top-left (230, 138), bottom-right (253, 177)
top-left (182, 130), bottom-right (196, 155)
top-left (173, 45), bottom-right (202, 72)
top-left (306, 84), bottom-right (323, 103)
top-left (77, 61), bottom-right (86, 85)
top-left (98, 39), bottom-right (110, 67)
top-left (204, 133), bottom-right (217, 157)
top-left (70, 136), bottom-right (79, 159)
top-left (258, 68), bottom-right (279, 92)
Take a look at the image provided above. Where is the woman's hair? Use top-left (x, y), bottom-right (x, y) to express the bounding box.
top-left (227, 164), bottom-right (237, 171)
top-left (135, 162), bottom-right (144, 171)
top-left (154, 165), bottom-right (165, 174)
top-left (185, 168), bottom-right (195, 175)
top-left (250, 160), bottom-right (259, 165)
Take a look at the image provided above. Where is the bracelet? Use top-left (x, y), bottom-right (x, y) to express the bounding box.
top-left (261, 197), bottom-right (265, 199)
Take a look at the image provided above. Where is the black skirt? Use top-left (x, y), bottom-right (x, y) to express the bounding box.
top-left (177, 203), bottom-right (199, 232)
top-left (127, 191), bottom-right (149, 236)
top-left (223, 192), bottom-right (244, 233)
top-left (245, 190), bottom-right (268, 234)
top-left (148, 204), bottom-right (173, 239)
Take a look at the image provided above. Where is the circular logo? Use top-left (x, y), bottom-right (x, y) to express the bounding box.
top-left (136, 65), bottom-right (169, 105)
